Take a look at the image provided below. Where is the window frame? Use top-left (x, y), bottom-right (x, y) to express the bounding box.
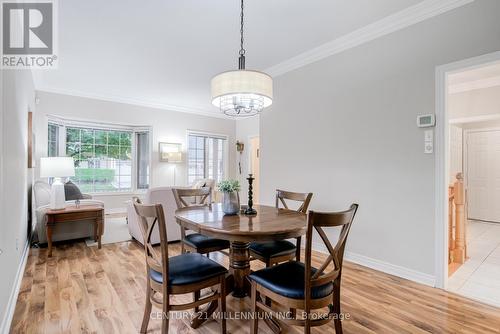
top-left (186, 130), bottom-right (229, 185)
top-left (47, 116), bottom-right (152, 195)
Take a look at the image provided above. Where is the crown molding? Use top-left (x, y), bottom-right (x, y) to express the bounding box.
top-left (36, 87), bottom-right (232, 120)
top-left (266, 0), bottom-right (475, 77)
top-left (448, 76), bottom-right (500, 94)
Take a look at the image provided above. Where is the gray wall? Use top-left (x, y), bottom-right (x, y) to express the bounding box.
top-left (260, 0), bottom-right (500, 279)
top-left (0, 69), bottom-right (36, 332)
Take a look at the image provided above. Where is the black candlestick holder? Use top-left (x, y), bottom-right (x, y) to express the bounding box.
top-left (244, 174), bottom-right (257, 215)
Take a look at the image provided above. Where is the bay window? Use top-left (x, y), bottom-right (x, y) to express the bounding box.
top-left (47, 119), bottom-right (150, 193)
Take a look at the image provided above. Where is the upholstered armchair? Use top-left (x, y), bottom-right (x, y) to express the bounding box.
top-left (33, 181), bottom-right (104, 244)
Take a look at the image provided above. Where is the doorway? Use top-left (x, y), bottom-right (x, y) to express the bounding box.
top-left (249, 136), bottom-right (260, 204)
top-left (437, 52), bottom-right (500, 307)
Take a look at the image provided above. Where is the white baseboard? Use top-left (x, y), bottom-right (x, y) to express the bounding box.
top-left (0, 243), bottom-right (30, 334)
top-left (312, 242), bottom-right (436, 287)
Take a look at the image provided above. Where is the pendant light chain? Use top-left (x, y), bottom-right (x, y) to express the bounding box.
top-left (239, 0), bottom-right (245, 56)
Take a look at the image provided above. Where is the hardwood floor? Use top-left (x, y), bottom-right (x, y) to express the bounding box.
top-left (10, 240), bottom-right (500, 334)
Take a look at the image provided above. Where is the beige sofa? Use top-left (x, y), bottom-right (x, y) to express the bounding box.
top-left (127, 187), bottom-right (181, 244)
top-left (33, 181), bottom-right (104, 244)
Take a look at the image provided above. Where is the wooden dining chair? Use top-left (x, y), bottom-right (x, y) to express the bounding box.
top-left (172, 187), bottom-right (230, 256)
top-left (249, 189), bottom-right (313, 266)
top-left (249, 204), bottom-right (358, 334)
top-left (133, 198), bottom-right (227, 334)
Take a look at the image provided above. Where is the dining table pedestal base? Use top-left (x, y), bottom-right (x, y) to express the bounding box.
top-left (229, 241), bottom-right (251, 298)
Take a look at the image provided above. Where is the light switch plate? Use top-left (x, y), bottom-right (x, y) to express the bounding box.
top-left (424, 142), bottom-right (433, 154)
top-left (424, 129), bottom-right (433, 141)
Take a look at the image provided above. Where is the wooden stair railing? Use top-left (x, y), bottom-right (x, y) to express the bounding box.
top-left (449, 173), bottom-right (467, 266)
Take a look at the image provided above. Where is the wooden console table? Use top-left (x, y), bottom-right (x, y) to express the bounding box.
top-left (45, 205), bottom-right (104, 257)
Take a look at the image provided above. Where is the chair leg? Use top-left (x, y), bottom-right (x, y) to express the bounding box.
top-left (140, 287), bottom-right (153, 333)
top-left (264, 259), bottom-right (272, 307)
top-left (333, 281), bottom-right (343, 334)
top-left (304, 308), bottom-right (311, 334)
top-left (295, 236), bottom-right (302, 261)
top-left (194, 290), bottom-right (200, 313)
top-left (219, 276), bottom-right (227, 334)
top-left (161, 288), bottom-right (169, 334)
top-left (250, 282), bottom-right (258, 334)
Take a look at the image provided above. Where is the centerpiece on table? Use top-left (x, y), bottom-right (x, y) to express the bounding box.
top-left (218, 179), bottom-right (241, 215)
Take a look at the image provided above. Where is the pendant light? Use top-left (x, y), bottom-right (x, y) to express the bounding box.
top-left (211, 0), bottom-right (273, 117)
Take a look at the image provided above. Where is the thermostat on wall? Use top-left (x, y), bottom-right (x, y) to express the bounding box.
top-left (417, 114), bottom-right (435, 128)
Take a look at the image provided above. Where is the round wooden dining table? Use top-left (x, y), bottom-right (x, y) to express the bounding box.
top-left (175, 203), bottom-right (307, 297)
top-left (175, 203), bottom-right (307, 333)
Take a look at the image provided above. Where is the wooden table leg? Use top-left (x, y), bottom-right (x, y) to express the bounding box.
top-left (230, 241), bottom-right (251, 298)
top-left (46, 224), bottom-right (53, 257)
top-left (96, 210), bottom-right (103, 249)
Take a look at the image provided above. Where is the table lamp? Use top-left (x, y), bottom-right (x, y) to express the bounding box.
top-left (40, 157), bottom-right (75, 209)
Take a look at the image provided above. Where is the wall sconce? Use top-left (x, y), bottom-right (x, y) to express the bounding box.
top-left (159, 142), bottom-right (182, 163)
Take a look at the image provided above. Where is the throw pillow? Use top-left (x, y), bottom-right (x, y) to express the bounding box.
top-left (64, 180), bottom-right (84, 201)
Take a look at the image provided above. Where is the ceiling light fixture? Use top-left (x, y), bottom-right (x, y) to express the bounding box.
top-left (211, 0), bottom-right (273, 117)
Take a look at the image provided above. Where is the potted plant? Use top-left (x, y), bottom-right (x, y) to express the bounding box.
top-left (218, 179), bottom-right (241, 215)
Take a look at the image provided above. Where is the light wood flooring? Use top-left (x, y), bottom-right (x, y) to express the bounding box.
top-left (10, 240), bottom-right (500, 334)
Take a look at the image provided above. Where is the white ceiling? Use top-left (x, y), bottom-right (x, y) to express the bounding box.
top-left (35, 0), bottom-right (431, 116)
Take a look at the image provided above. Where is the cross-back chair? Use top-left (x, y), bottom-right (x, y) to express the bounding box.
top-left (249, 189), bottom-right (313, 266)
top-left (133, 198), bottom-right (227, 334)
top-left (249, 203), bottom-right (358, 334)
top-left (172, 187), bottom-right (230, 256)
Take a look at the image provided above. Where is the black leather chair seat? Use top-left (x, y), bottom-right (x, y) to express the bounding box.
top-left (184, 233), bottom-right (230, 250)
top-left (249, 261), bottom-right (333, 299)
top-left (249, 240), bottom-right (296, 258)
top-left (150, 253), bottom-right (227, 285)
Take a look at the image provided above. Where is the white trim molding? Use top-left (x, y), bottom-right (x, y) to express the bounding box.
top-left (449, 114), bottom-right (500, 125)
top-left (266, 0), bottom-right (474, 77)
top-left (36, 87), bottom-right (230, 120)
top-left (448, 75), bottom-right (500, 94)
top-left (313, 242), bottom-right (435, 287)
top-left (0, 243), bottom-right (30, 334)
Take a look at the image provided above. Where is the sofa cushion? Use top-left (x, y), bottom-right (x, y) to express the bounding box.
top-left (64, 181), bottom-right (84, 201)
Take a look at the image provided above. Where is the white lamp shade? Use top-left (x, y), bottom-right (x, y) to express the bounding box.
top-left (211, 70), bottom-right (273, 108)
top-left (40, 157), bottom-right (75, 178)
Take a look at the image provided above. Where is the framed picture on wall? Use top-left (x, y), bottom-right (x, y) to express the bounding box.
top-left (159, 142), bottom-right (182, 163)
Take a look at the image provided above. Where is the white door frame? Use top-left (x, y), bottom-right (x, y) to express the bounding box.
top-left (434, 51), bottom-right (500, 289)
